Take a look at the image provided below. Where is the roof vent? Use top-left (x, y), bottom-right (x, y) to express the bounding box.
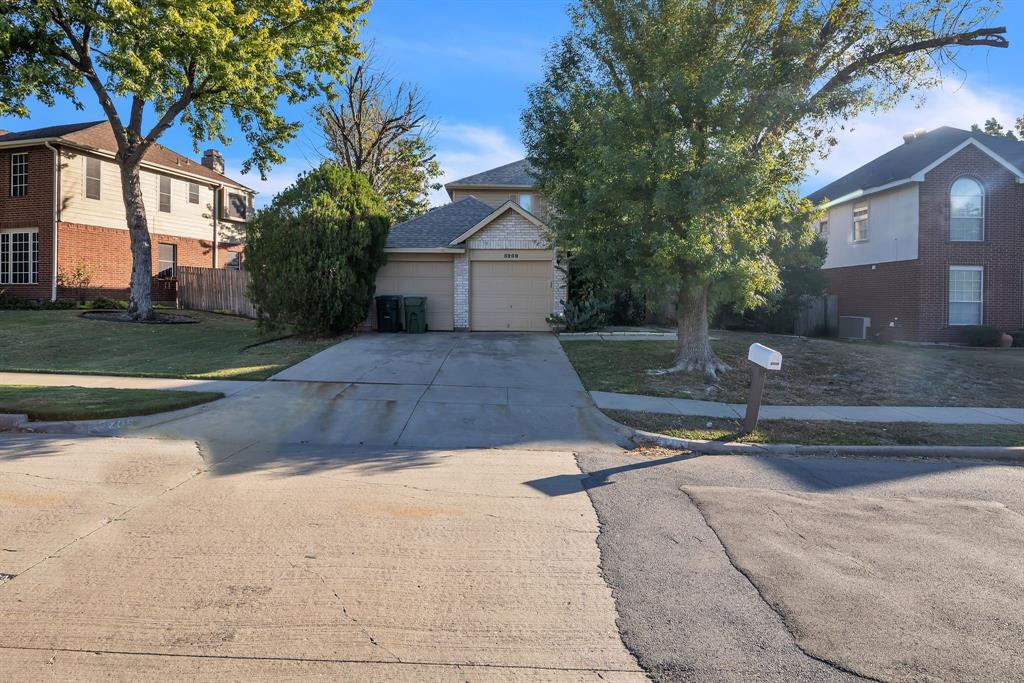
top-left (914, 128), bottom-right (927, 138)
top-left (902, 132), bottom-right (916, 144)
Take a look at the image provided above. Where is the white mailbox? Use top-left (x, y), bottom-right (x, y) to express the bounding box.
top-left (748, 343), bottom-right (782, 371)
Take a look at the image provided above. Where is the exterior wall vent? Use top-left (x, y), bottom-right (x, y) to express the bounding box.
top-left (838, 315), bottom-right (871, 340)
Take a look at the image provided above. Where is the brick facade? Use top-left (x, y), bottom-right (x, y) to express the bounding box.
top-left (825, 145), bottom-right (1024, 342)
top-left (455, 207), bottom-right (567, 330)
top-left (453, 252), bottom-right (469, 329)
top-left (0, 145), bottom-right (55, 300)
top-left (57, 222), bottom-right (238, 301)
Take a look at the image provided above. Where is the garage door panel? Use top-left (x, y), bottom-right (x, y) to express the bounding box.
top-left (375, 259), bottom-right (454, 331)
top-left (471, 260), bottom-right (551, 332)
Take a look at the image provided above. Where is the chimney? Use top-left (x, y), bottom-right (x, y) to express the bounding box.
top-left (902, 132), bottom-right (916, 145)
top-left (202, 149), bottom-right (224, 175)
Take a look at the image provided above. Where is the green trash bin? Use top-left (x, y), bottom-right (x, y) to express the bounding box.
top-left (403, 296), bottom-right (427, 333)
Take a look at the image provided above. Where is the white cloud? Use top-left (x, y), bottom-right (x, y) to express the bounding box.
top-left (802, 80), bottom-right (1024, 193)
top-left (430, 123), bottom-right (525, 205)
top-left (225, 124), bottom-right (522, 209)
top-left (237, 162), bottom-right (312, 209)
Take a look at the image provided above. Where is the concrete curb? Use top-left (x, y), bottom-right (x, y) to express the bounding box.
top-left (607, 418), bottom-right (1024, 463)
top-left (0, 413), bottom-right (28, 430)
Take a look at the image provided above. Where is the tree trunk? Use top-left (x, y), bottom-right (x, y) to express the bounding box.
top-left (120, 162), bottom-right (155, 321)
top-left (651, 281), bottom-right (729, 380)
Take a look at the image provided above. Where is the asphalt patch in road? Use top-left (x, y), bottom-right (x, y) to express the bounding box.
top-left (684, 485), bottom-right (1024, 683)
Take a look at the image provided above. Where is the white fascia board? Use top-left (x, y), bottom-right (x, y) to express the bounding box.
top-left (816, 178), bottom-right (918, 209)
top-left (444, 183), bottom-right (535, 192)
top-left (815, 137), bottom-right (1024, 209)
top-left (384, 247), bottom-right (463, 254)
top-left (912, 138), bottom-right (1024, 183)
top-left (0, 137), bottom-right (255, 193)
top-left (448, 200), bottom-right (547, 246)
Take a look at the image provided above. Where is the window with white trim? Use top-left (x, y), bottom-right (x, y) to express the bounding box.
top-left (852, 202), bottom-right (868, 242)
top-left (949, 177), bottom-right (983, 241)
top-left (85, 157), bottom-right (102, 200)
top-left (517, 192), bottom-right (533, 212)
top-left (10, 153), bottom-right (28, 197)
top-left (949, 266), bottom-right (983, 326)
top-left (159, 176), bottom-right (171, 212)
top-left (157, 243), bottom-right (176, 279)
top-left (188, 182), bottom-right (200, 204)
top-left (0, 229), bottom-right (39, 284)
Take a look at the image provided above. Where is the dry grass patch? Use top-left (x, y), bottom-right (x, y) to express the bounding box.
top-left (562, 330), bottom-right (1024, 407)
top-left (610, 410), bottom-right (1024, 447)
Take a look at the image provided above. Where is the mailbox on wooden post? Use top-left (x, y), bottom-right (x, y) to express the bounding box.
top-left (742, 343), bottom-right (782, 434)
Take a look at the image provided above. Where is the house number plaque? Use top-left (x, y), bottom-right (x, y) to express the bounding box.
top-left (503, 253), bottom-right (520, 259)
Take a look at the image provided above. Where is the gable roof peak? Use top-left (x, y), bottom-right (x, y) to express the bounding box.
top-left (446, 158), bottom-right (536, 188)
top-left (806, 125), bottom-right (1024, 205)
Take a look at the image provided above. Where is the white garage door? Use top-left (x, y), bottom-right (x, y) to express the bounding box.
top-left (471, 260), bottom-right (552, 331)
top-left (375, 258), bottom-right (454, 331)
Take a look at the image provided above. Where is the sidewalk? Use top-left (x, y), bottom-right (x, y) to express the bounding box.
top-left (561, 330), bottom-right (677, 341)
top-left (0, 372), bottom-right (253, 397)
top-left (591, 390), bottom-right (1024, 425)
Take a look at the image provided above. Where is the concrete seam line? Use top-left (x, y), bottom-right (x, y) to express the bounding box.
top-left (573, 451), bottom-right (650, 679)
top-left (0, 443), bottom-right (207, 587)
top-left (392, 339), bottom-right (459, 445)
top-left (0, 645), bottom-right (644, 673)
top-left (679, 488), bottom-right (882, 683)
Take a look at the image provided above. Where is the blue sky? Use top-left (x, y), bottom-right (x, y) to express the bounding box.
top-left (2, 0), bottom-right (1021, 207)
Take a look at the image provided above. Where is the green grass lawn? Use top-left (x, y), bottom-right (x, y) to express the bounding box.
top-left (0, 385), bottom-right (223, 421)
top-left (609, 411), bottom-right (1024, 447)
top-left (0, 310), bottom-right (340, 380)
top-left (562, 330), bottom-right (1024, 407)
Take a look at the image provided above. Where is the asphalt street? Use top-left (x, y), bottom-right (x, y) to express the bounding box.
top-left (578, 449), bottom-right (1024, 682)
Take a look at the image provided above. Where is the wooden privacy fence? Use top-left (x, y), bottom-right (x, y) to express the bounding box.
top-left (794, 294), bottom-right (839, 337)
top-left (176, 266), bottom-right (257, 319)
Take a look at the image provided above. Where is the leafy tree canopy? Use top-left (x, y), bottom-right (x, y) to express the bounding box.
top-left (970, 116), bottom-right (1023, 140)
top-left (0, 0), bottom-right (369, 319)
top-left (524, 0), bottom-right (1007, 377)
top-left (245, 164), bottom-right (389, 337)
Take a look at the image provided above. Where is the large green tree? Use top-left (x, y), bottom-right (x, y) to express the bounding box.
top-left (0, 0), bottom-right (368, 320)
top-left (523, 0), bottom-right (1007, 378)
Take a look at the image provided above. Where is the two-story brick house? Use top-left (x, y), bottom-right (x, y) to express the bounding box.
top-left (372, 159), bottom-right (566, 331)
top-left (0, 121), bottom-right (254, 303)
top-left (808, 126), bottom-right (1024, 342)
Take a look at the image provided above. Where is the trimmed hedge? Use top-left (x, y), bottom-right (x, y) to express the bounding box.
top-left (963, 325), bottom-right (1004, 347)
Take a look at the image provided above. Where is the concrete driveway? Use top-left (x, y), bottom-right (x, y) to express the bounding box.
top-left (128, 332), bottom-right (626, 454)
top-left (0, 333), bottom-right (643, 680)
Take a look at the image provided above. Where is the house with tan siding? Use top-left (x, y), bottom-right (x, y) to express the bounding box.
top-left (0, 121), bottom-right (253, 302)
top-left (374, 159), bottom-right (566, 331)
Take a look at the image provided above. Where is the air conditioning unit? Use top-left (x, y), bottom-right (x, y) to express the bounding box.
top-left (838, 316), bottom-right (870, 340)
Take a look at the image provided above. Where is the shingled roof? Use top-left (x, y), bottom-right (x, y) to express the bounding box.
top-left (386, 196), bottom-right (496, 249)
top-left (446, 159), bottom-right (536, 188)
top-left (0, 120), bottom-right (251, 190)
top-left (806, 126), bottom-right (1024, 204)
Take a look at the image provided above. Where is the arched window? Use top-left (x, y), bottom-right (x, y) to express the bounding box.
top-left (950, 177), bottom-right (984, 241)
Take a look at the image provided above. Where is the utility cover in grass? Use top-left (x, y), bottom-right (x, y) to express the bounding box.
top-left (684, 486), bottom-right (1024, 683)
